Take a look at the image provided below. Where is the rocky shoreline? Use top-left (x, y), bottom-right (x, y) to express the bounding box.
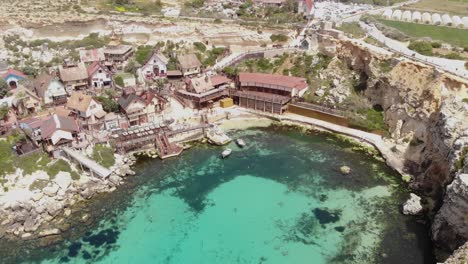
top-left (0, 152), bottom-right (136, 245)
top-left (0, 114), bottom-right (465, 262)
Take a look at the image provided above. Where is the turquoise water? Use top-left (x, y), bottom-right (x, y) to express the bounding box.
top-left (15, 126), bottom-right (433, 263)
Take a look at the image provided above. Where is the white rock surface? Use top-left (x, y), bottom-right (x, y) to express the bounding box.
top-left (403, 193), bottom-right (423, 215)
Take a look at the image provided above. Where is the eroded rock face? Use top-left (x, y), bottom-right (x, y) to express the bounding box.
top-left (332, 40), bottom-right (468, 253)
top-left (432, 173), bottom-right (468, 251)
top-left (443, 241), bottom-right (468, 264)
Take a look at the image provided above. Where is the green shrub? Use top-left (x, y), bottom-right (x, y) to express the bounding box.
top-left (135, 45), bottom-right (154, 65)
top-left (443, 52), bottom-right (463, 60)
top-left (193, 42), bottom-right (206, 52)
top-left (431, 42), bottom-right (441, 48)
top-left (92, 144), bottom-right (116, 168)
top-left (454, 147), bottom-right (468, 171)
top-left (185, 0), bottom-right (205, 8)
top-left (270, 34), bottom-right (288, 42)
top-left (114, 75), bottom-right (124, 87)
top-left (408, 41), bottom-right (433, 56)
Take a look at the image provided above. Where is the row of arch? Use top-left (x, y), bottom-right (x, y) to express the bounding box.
top-left (382, 9), bottom-right (468, 28)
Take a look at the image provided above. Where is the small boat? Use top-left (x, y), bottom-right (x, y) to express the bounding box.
top-left (221, 148), bottom-right (232, 159)
top-left (236, 139), bottom-right (246, 148)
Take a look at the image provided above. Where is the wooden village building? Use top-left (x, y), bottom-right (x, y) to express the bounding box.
top-left (176, 75), bottom-right (231, 108)
top-left (177, 54), bottom-right (202, 76)
top-left (140, 51), bottom-right (169, 81)
top-left (231, 72), bottom-right (309, 114)
top-left (118, 89), bottom-right (167, 127)
top-left (58, 61), bottom-right (89, 92)
top-left (87, 61), bottom-right (113, 89)
top-left (33, 72), bottom-right (67, 106)
top-left (66, 92), bottom-right (106, 130)
top-left (40, 114), bottom-right (80, 153)
top-left (103, 45), bottom-right (134, 65)
top-left (1, 69), bottom-right (27, 89)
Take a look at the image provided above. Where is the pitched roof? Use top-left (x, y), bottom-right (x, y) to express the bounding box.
top-left (188, 75), bottom-right (214, 94)
top-left (79, 48), bottom-right (105, 63)
top-left (66, 92), bottom-right (95, 112)
top-left (178, 54), bottom-right (202, 70)
top-left (34, 72), bottom-right (55, 99)
top-left (210, 75), bottom-right (231, 87)
top-left (87, 61), bottom-right (111, 77)
top-left (20, 116), bottom-right (44, 129)
top-left (140, 90), bottom-right (156, 105)
top-left (53, 106), bottom-right (72, 117)
top-left (103, 45), bottom-right (133, 55)
top-left (1, 68), bottom-right (27, 79)
top-left (238, 72), bottom-right (308, 91)
top-left (143, 50), bottom-right (169, 66)
top-left (58, 62), bottom-right (88, 82)
top-left (41, 114), bottom-right (79, 139)
top-left (118, 93), bottom-right (145, 111)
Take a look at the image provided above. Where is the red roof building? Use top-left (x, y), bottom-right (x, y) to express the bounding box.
top-left (238, 72), bottom-right (308, 97)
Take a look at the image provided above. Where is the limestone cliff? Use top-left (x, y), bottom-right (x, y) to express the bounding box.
top-left (433, 172), bottom-right (468, 252)
top-left (328, 40), bottom-right (468, 253)
top-left (443, 241), bottom-right (468, 264)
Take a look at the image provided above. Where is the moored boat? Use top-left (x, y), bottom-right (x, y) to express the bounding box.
top-left (221, 148), bottom-right (232, 159)
top-left (236, 139), bottom-right (246, 148)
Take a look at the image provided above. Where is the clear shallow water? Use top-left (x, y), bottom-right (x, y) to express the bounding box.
top-left (31, 126), bottom-right (433, 264)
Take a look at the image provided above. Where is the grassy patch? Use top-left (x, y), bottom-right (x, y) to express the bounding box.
top-left (378, 59), bottom-right (392, 73)
top-left (135, 45), bottom-right (154, 65)
top-left (454, 147), bottom-right (468, 171)
top-left (0, 136), bottom-right (80, 183)
top-left (29, 179), bottom-right (49, 191)
top-left (337, 22), bottom-right (366, 39)
top-left (346, 106), bottom-right (388, 132)
top-left (92, 144), bottom-right (116, 168)
top-left (403, 0), bottom-right (468, 16)
top-left (376, 19), bottom-right (468, 47)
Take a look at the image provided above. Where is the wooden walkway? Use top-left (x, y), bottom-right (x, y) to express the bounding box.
top-left (62, 147), bottom-right (112, 179)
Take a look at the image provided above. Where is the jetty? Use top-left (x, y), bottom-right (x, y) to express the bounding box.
top-left (113, 124), bottom-right (212, 159)
top-left (62, 147), bottom-right (112, 178)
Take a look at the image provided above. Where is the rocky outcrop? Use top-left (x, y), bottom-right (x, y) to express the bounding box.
top-left (332, 39), bottom-right (468, 253)
top-left (403, 193), bottom-right (423, 215)
top-left (443, 241), bottom-right (468, 264)
top-left (432, 172), bottom-right (468, 251)
top-left (0, 154), bottom-right (136, 242)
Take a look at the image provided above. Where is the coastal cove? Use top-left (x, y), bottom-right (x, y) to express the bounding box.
top-left (2, 124), bottom-right (435, 264)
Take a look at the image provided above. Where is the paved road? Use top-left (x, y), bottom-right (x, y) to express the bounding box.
top-left (360, 22), bottom-right (468, 78)
top-left (341, 0), bottom-right (420, 22)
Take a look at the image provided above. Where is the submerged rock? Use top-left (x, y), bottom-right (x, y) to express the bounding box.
top-left (38, 228), bottom-right (60, 237)
top-left (340, 166), bottom-right (351, 175)
top-left (403, 193), bottom-right (423, 215)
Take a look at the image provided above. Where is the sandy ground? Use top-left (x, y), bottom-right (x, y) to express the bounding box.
top-left (218, 117), bottom-right (273, 131)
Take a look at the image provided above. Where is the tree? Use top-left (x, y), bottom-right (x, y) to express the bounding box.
top-left (0, 106), bottom-right (9, 120)
top-left (223, 66), bottom-right (238, 78)
top-left (124, 59), bottom-right (141, 76)
top-left (21, 65), bottom-right (38, 77)
top-left (0, 79), bottom-right (8, 98)
top-left (114, 76), bottom-right (125, 87)
top-left (96, 95), bottom-right (119, 113)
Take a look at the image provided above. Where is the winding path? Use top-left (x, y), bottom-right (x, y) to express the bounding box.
top-left (359, 22), bottom-right (468, 78)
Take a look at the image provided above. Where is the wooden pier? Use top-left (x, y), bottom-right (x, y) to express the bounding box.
top-left (113, 124), bottom-right (211, 159)
top-left (62, 147), bottom-right (112, 178)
